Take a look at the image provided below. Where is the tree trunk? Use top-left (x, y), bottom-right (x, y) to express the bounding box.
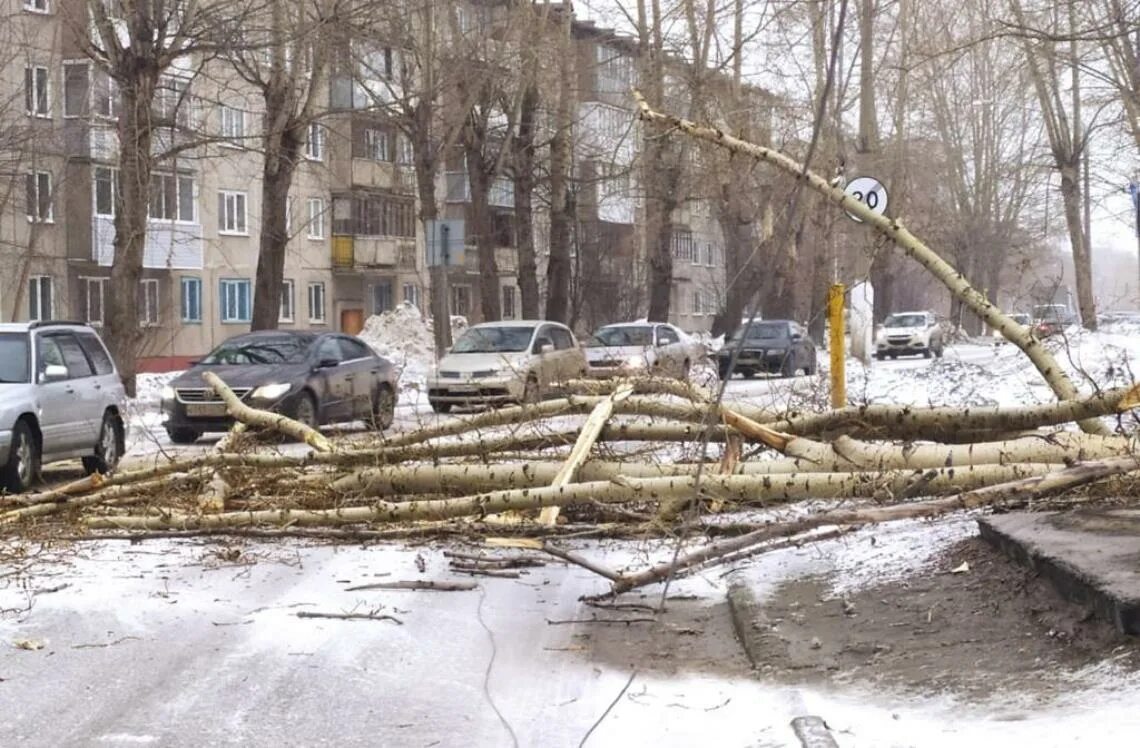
top-left (251, 131), bottom-right (301, 330)
top-left (1059, 159), bottom-right (1097, 330)
top-left (105, 74), bottom-right (158, 397)
top-left (463, 130), bottom-right (501, 322)
top-left (645, 148), bottom-right (678, 322)
top-left (545, 56), bottom-right (573, 322)
top-left (513, 84), bottom-right (541, 319)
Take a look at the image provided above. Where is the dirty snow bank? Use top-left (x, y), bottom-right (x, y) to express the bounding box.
top-left (357, 303), bottom-right (467, 398)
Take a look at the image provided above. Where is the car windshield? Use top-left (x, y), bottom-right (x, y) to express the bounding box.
top-left (1010, 314), bottom-right (1031, 325)
top-left (200, 336), bottom-right (313, 365)
top-left (587, 326), bottom-right (653, 348)
top-left (884, 314), bottom-right (928, 328)
top-left (0, 334), bottom-right (30, 383)
top-left (733, 322), bottom-right (786, 341)
top-left (451, 326), bottom-right (536, 354)
top-left (1034, 305), bottom-right (1067, 322)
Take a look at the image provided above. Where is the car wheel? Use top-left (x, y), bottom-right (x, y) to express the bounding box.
top-left (742, 369), bottom-right (756, 379)
top-left (83, 411), bottom-right (123, 476)
top-left (292, 392), bottom-right (319, 429)
top-left (875, 352), bottom-right (886, 361)
top-left (522, 376), bottom-right (541, 405)
top-left (430, 401), bottom-right (452, 414)
top-left (2, 420), bottom-right (40, 493)
top-left (922, 348), bottom-right (932, 359)
top-left (370, 385), bottom-right (396, 431)
top-left (934, 339), bottom-right (945, 358)
top-left (805, 354), bottom-right (817, 375)
top-left (166, 427), bottom-right (201, 445)
top-left (889, 353), bottom-right (898, 360)
top-left (680, 359), bottom-right (691, 381)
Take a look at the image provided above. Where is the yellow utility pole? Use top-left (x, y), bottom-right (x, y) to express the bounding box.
top-left (828, 283), bottom-right (846, 408)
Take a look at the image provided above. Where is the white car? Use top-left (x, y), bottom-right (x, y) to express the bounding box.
top-left (875, 311), bottom-right (944, 360)
top-left (584, 322), bottom-right (698, 379)
top-left (426, 320), bottom-right (586, 413)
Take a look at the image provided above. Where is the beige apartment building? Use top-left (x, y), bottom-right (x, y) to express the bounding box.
top-left (1, 1), bottom-right (764, 372)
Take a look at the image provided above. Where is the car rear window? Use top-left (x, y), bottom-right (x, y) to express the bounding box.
top-left (77, 332), bottom-right (115, 375)
top-left (0, 333), bottom-right (29, 384)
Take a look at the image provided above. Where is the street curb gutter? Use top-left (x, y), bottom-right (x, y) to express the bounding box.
top-left (726, 574), bottom-right (841, 748)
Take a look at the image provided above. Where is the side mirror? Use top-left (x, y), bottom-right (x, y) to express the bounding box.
top-left (41, 364), bottom-right (68, 382)
top-left (791, 333), bottom-right (803, 342)
top-left (539, 343), bottom-right (554, 354)
top-left (316, 358), bottom-right (340, 369)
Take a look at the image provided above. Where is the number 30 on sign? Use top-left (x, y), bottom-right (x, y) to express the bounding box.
top-left (843, 176), bottom-right (889, 223)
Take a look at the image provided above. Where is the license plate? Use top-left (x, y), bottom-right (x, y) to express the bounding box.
top-left (185, 402), bottom-right (228, 418)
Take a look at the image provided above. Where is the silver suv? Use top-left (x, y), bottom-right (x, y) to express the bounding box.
top-left (0, 322), bottom-right (128, 493)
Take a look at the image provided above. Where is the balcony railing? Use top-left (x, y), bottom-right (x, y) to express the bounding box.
top-left (332, 236), bottom-right (355, 269)
top-left (445, 173), bottom-right (515, 207)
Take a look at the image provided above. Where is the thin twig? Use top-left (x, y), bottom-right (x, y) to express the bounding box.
top-left (295, 611), bottom-right (403, 624)
top-left (546, 617), bottom-right (656, 626)
top-left (344, 580), bottom-right (477, 592)
top-left (539, 544), bottom-right (622, 581)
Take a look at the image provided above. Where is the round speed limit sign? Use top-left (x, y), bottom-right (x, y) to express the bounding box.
top-left (843, 176), bottom-right (889, 223)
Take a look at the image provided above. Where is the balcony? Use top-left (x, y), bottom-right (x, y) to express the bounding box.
top-left (331, 235), bottom-right (399, 270)
top-left (445, 173), bottom-right (515, 208)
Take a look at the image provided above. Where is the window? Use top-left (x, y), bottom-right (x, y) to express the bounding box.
top-left (220, 106), bottom-right (245, 145)
top-left (450, 285), bottom-right (470, 317)
top-left (671, 229), bottom-right (695, 263)
top-left (703, 243), bottom-right (715, 266)
top-left (29, 276), bottom-right (53, 321)
top-left (692, 290), bottom-right (702, 316)
top-left (76, 333), bottom-right (115, 375)
top-left (396, 134), bottom-right (414, 165)
top-left (25, 65), bottom-right (50, 117)
top-left (362, 128), bottom-right (390, 161)
top-left (26, 172), bottom-right (52, 222)
top-left (280, 279), bottom-right (295, 322)
top-left (139, 279), bottom-right (159, 326)
top-left (24, 0), bottom-right (50, 12)
top-left (81, 277), bottom-right (107, 325)
top-left (339, 193), bottom-right (415, 237)
top-left (150, 173), bottom-right (195, 222)
top-left (657, 325), bottom-right (680, 345)
top-left (155, 76), bottom-right (190, 127)
top-left (595, 46), bottom-right (634, 94)
top-left (93, 68), bottom-right (118, 119)
top-left (402, 282), bottom-right (419, 309)
top-left (94, 167), bottom-right (118, 216)
top-left (307, 198), bottom-right (325, 239)
top-left (371, 281), bottom-right (393, 314)
top-left (181, 277), bottom-right (202, 322)
top-left (315, 337), bottom-right (343, 363)
top-left (501, 286), bottom-right (516, 319)
top-left (339, 337), bottom-right (371, 361)
top-left (51, 334), bottom-right (95, 379)
top-left (550, 327), bottom-right (574, 350)
top-left (307, 282), bottom-right (326, 323)
top-left (220, 279), bottom-right (252, 323)
top-left (305, 123), bottom-right (325, 160)
top-left (218, 191), bottom-right (247, 234)
top-left (63, 62), bottom-right (88, 117)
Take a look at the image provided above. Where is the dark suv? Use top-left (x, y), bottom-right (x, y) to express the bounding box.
top-left (717, 320), bottom-right (817, 378)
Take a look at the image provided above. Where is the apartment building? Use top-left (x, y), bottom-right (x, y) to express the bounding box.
top-left (0, 0), bottom-right (768, 373)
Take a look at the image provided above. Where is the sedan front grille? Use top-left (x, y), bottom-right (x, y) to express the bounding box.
top-left (176, 387), bottom-right (252, 403)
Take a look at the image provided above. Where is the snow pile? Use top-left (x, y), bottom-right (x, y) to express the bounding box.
top-left (357, 303), bottom-right (469, 396)
top-left (133, 371), bottom-right (181, 409)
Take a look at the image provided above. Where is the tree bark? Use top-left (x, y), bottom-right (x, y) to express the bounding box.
top-left (251, 137), bottom-right (300, 330)
top-left (513, 83), bottom-right (541, 319)
top-left (463, 124), bottom-right (501, 322)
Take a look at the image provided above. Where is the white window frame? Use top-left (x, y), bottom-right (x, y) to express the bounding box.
top-left (218, 190), bottom-right (248, 235)
top-left (28, 276), bottom-right (53, 321)
top-left (220, 278), bottom-right (252, 324)
top-left (220, 105), bottom-right (245, 146)
top-left (501, 285), bottom-right (516, 320)
top-left (305, 123), bottom-right (325, 161)
top-left (363, 128), bottom-right (389, 161)
top-left (155, 75), bottom-right (191, 128)
top-left (181, 276), bottom-right (202, 323)
top-left (396, 134), bottom-right (414, 165)
top-left (25, 65), bottom-right (50, 117)
top-left (93, 166), bottom-right (117, 217)
top-left (307, 282), bottom-right (326, 324)
top-left (23, 0), bottom-right (50, 13)
top-left (81, 277), bottom-right (106, 326)
top-left (63, 61), bottom-right (88, 118)
top-left (139, 278), bottom-right (160, 327)
top-left (307, 197), bottom-right (325, 239)
top-left (279, 279), bottom-right (295, 323)
top-left (26, 171), bottom-right (53, 222)
top-left (402, 282), bottom-right (419, 309)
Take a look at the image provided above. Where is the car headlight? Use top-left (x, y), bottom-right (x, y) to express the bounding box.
top-left (252, 383), bottom-right (291, 400)
top-left (160, 385), bottom-right (175, 401)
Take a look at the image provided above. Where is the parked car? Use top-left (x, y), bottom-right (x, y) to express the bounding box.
top-left (427, 321), bottom-right (586, 413)
top-left (990, 312), bottom-right (1032, 340)
top-left (717, 320), bottom-right (817, 379)
top-left (161, 330), bottom-right (398, 444)
top-left (0, 321), bottom-right (127, 493)
top-left (1032, 304), bottom-right (1078, 338)
top-left (875, 311), bottom-right (944, 359)
top-left (584, 322), bottom-right (698, 379)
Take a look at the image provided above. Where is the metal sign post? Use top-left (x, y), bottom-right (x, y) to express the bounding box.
top-left (828, 283), bottom-right (846, 408)
top-left (1130, 182), bottom-right (1140, 306)
top-left (426, 219), bottom-right (465, 357)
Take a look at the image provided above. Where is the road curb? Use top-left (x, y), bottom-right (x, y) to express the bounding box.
top-left (725, 573), bottom-right (765, 670)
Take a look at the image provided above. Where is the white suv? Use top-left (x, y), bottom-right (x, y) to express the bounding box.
top-left (875, 311), bottom-right (944, 360)
top-left (0, 322), bottom-right (128, 492)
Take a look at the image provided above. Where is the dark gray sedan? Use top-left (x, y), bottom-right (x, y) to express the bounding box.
top-left (717, 320), bottom-right (817, 379)
top-left (160, 331), bottom-right (398, 444)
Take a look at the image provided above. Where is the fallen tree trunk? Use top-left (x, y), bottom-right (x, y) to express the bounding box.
top-left (633, 91), bottom-right (1109, 436)
top-left (606, 455), bottom-right (1140, 594)
top-left (204, 372), bottom-right (334, 452)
